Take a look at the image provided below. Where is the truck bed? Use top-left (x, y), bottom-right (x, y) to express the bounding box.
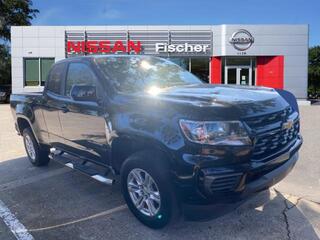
top-left (10, 92), bottom-right (43, 104)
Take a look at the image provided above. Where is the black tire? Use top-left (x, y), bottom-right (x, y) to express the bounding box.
top-left (22, 128), bottom-right (50, 166)
top-left (120, 150), bottom-right (180, 229)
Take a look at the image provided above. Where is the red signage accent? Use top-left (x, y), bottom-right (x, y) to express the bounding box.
top-left (257, 56), bottom-right (284, 89)
top-left (210, 57), bottom-right (222, 84)
top-left (67, 40), bottom-right (142, 54)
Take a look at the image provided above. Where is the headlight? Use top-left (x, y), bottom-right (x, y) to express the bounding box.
top-left (0, 92), bottom-right (6, 97)
top-left (179, 120), bottom-right (251, 146)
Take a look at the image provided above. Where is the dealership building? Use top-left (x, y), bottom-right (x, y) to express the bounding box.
top-left (10, 24), bottom-right (309, 98)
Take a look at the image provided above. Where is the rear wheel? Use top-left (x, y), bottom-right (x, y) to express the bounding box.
top-left (23, 128), bottom-right (50, 166)
top-left (121, 151), bottom-right (180, 229)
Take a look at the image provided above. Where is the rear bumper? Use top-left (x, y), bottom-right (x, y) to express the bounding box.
top-left (177, 136), bottom-right (302, 206)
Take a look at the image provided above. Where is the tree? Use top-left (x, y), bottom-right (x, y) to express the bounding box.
top-left (0, 0), bottom-right (39, 84)
top-left (0, 45), bottom-right (11, 85)
top-left (0, 0), bottom-right (39, 42)
top-left (308, 46), bottom-right (320, 96)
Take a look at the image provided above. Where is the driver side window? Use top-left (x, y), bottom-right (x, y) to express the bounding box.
top-left (65, 62), bottom-right (97, 96)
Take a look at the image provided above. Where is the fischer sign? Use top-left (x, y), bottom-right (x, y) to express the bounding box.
top-left (155, 43), bottom-right (209, 53)
top-left (67, 40), bottom-right (142, 54)
top-left (229, 29), bottom-right (254, 51)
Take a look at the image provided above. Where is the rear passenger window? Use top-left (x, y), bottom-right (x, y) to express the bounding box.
top-left (66, 63), bottom-right (97, 96)
top-left (47, 63), bottom-right (65, 94)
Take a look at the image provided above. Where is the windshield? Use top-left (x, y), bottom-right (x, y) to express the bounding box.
top-left (95, 56), bottom-right (203, 93)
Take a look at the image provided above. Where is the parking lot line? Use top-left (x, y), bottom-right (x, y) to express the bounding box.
top-left (29, 204), bottom-right (128, 232)
top-left (0, 167), bottom-right (71, 192)
top-left (0, 199), bottom-right (34, 240)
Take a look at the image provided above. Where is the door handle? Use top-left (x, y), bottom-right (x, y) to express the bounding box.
top-left (61, 105), bottom-right (69, 113)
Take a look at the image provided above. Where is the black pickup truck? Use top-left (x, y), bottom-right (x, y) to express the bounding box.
top-left (10, 55), bottom-right (302, 229)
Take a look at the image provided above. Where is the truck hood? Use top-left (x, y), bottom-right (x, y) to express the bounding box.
top-left (141, 84), bottom-right (290, 119)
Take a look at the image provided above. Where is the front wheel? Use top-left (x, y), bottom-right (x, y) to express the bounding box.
top-left (120, 151), bottom-right (179, 229)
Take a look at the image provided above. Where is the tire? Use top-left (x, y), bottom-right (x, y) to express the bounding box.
top-left (22, 128), bottom-right (50, 166)
top-left (120, 150), bottom-right (180, 229)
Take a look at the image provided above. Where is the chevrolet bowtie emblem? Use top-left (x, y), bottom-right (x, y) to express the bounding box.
top-left (282, 119), bottom-right (294, 130)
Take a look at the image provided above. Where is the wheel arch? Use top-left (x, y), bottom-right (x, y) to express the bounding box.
top-left (16, 116), bottom-right (40, 143)
top-left (111, 135), bottom-right (175, 174)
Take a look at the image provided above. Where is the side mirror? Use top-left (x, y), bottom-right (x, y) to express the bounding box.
top-left (70, 85), bottom-right (97, 102)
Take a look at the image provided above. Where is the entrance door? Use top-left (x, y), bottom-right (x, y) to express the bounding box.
top-left (226, 67), bottom-right (252, 85)
top-left (238, 67), bottom-right (251, 85)
top-left (226, 68), bottom-right (237, 84)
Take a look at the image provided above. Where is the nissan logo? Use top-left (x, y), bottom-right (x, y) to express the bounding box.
top-left (229, 29), bottom-right (254, 51)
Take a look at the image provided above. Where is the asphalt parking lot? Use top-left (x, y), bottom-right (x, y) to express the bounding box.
top-left (0, 103), bottom-right (319, 240)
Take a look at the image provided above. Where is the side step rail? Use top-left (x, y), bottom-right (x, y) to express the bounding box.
top-left (49, 148), bottom-right (115, 185)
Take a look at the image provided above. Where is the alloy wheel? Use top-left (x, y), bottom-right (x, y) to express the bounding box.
top-left (25, 134), bottom-right (36, 160)
top-left (127, 168), bottom-right (161, 217)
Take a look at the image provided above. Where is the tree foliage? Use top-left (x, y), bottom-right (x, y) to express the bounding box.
top-left (308, 46), bottom-right (320, 94)
top-left (0, 0), bottom-right (39, 42)
top-left (0, 0), bottom-right (39, 84)
top-left (0, 45), bottom-right (11, 85)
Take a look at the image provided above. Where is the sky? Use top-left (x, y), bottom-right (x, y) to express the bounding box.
top-left (31, 0), bottom-right (320, 46)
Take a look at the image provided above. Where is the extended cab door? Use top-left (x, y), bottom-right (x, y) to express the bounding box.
top-left (58, 61), bottom-right (110, 165)
top-left (42, 62), bottom-right (67, 149)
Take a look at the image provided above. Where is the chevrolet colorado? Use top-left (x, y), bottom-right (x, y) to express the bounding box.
top-left (10, 55), bottom-right (302, 229)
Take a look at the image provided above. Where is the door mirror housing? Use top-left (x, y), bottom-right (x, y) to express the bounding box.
top-left (70, 85), bottom-right (97, 102)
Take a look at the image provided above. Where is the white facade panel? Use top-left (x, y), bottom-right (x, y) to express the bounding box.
top-left (23, 38), bottom-right (39, 48)
top-left (285, 66), bottom-right (308, 77)
top-left (11, 37), bottom-right (23, 48)
top-left (38, 48), bottom-right (56, 57)
top-left (11, 47), bottom-right (23, 57)
top-left (38, 37), bottom-right (55, 48)
top-left (54, 27), bottom-right (66, 37)
top-left (22, 26), bottom-right (39, 38)
top-left (55, 38), bottom-right (65, 48)
top-left (285, 56), bottom-right (309, 66)
top-left (38, 26), bottom-right (56, 38)
top-left (212, 25), bottom-right (308, 56)
top-left (215, 24), bottom-right (308, 35)
top-left (22, 48), bottom-right (39, 56)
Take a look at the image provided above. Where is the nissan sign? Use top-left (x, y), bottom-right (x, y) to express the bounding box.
top-left (67, 40), bottom-right (142, 54)
top-left (229, 29), bottom-right (254, 51)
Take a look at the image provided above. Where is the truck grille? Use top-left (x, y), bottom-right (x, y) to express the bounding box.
top-left (252, 121), bottom-right (299, 161)
top-left (245, 107), bottom-right (300, 162)
top-left (245, 107), bottom-right (292, 129)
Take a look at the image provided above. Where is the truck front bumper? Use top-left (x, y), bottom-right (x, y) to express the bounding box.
top-left (180, 136), bottom-right (301, 220)
top-left (176, 135), bottom-right (302, 217)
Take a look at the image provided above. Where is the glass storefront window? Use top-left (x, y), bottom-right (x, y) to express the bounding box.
top-left (41, 58), bottom-right (55, 85)
top-left (252, 61), bottom-right (256, 85)
top-left (190, 58), bottom-right (209, 83)
top-left (25, 59), bottom-right (40, 86)
top-left (167, 58), bottom-right (189, 71)
top-left (226, 57), bottom-right (251, 66)
top-left (167, 57), bottom-right (210, 83)
top-left (24, 58), bottom-right (55, 86)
